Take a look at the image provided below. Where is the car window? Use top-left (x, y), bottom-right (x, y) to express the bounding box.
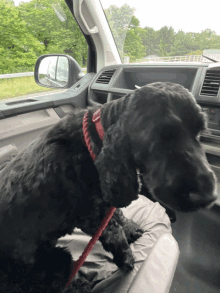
top-left (0, 0), bottom-right (88, 102)
top-left (100, 0), bottom-right (220, 64)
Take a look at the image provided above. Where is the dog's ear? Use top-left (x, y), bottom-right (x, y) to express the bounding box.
top-left (94, 122), bottom-right (139, 208)
top-left (158, 114), bottom-right (182, 141)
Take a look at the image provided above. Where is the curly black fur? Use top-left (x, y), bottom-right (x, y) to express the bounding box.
top-left (0, 82), bottom-right (217, 292)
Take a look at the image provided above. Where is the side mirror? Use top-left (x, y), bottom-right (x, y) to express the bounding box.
top-left (34, 54), bottom-right (85, 89)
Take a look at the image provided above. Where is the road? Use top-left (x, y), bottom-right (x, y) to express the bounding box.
top-left (0, 72), bottom-right (34, 79)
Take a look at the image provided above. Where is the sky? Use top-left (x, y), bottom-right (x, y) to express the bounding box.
top-left (14, 0), bottom-right (220, 35)
top-left (100, 0), bottom-right (220, 35)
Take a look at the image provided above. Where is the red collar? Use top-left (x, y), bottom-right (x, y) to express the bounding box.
top-left (82, 108), bottom-right (104, 161)
top-left (91, 108), bottom-right (105, 141)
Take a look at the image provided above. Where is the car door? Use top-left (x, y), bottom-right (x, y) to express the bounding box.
top-left (0, 0), bottom-right (106, 154)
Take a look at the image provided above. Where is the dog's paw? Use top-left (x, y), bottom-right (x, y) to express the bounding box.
top-left (123, 219), bottom-right (144, 244)
top-left (62, 276), bottom-right (92, 293)
top-left (113, 248), bottom-right (135, 272)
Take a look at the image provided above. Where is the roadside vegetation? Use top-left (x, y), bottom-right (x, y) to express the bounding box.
top-left (104, 4), bottom-right (220, 61)
top-left (0, 76), bottom-right (55, 100)
top-left (0, 0), bottom-right (87, 74)
top-left (1, 0), bottom-right (220, 74)
top-left (1, 0), bottom-right (220, 100)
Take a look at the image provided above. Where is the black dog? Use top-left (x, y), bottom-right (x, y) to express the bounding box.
top-left (0, 82), bottom-right (217, 293)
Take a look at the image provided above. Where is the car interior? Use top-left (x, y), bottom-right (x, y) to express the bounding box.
top-left (1, 0), bottom-right (220, 292)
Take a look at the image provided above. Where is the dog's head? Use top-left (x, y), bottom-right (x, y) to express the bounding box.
top-left (123, 82), bottom-right (217, 212)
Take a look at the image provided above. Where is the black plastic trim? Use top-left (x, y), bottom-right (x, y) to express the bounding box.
top-left (65, 0), bottom-right (97, 73)
top-left (54, 107), bottom-right (67, 118)
top-left (0, 111), bottom-right (5, 119)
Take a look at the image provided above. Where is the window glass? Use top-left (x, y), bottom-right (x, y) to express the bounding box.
top-left (100, 0), bottom-right (220, 64)
top-left (0, 0), bottom-right (88, 101)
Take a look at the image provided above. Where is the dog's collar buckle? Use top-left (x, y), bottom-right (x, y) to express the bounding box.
top-left (92, 108), bottom-right (105, 141)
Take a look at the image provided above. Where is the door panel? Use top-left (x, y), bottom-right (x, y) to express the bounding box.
top-left (0, 72), bottom-right (95, 151)
top-left (0, 105), bottom-right (75, 151)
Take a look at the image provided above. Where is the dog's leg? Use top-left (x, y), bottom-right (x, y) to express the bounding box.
top-left (80, 216), bottom-right (135, 272)
top-left (62, 275), bottom-right (91, 293)
top-left (100, 217), bottom-right (135, 271)
top-left (0, 246), bottom-right (92, 293)
top-left (34, 246), bottom-right (92, 293)
top-left (113, 208), bottom-right (144, 244)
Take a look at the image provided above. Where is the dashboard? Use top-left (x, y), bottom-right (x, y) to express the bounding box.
top-left (87, 62), bottom-right (220, 203)
top-left (88, 62), bottom-right (220, 106)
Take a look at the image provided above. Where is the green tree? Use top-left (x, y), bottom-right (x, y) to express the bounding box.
top-left (5, 0), bottom-right (14, 4)
top-left (186, 50), bottom-right (203, 55)
top-left (124, 28), bottom-right (145, 62)
top-left (125, 15), bottom-right (145, 61)
top-left (18, 0), bottom-right (88, 66)
top-left (105, 4), bottom-right (145, 61)
top-left (156, 26), bottom-right (175, 56)
top-left (129, 15), bottom-right (140, 28)
top-left (105, 4), bottom-right (135, 57)
top-left (170, 30), bottom-right (196, 56)
top-left (139, 27), bottom-right (157, 56)
top-left (0, 0), bottom-right (44, 73)
top-left (170, 29), bottom-right (220, 57)
top-left (194, 29), bottom-right (220, 51)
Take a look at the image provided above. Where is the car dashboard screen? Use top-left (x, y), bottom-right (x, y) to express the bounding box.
top-left (122, 68), bottom-right (198, 91)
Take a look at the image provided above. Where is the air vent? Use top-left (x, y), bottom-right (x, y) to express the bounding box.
top-left (200, 70), bottom-right (220, 97)
top-left (96, 70), bottom-right (116, 84)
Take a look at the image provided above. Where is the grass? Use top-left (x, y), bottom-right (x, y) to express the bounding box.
top-left (0, 69), bottom-right (87, 101)
top-left (0, 76), bottom-right (56, 101)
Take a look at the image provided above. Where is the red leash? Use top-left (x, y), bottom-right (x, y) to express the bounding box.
top-left (65, 206), bottom-right (116, 287)
top-left (65, 109), bottom-right (116, 287)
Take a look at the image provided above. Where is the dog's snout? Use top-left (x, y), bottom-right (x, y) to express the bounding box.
top-left (199, 171), bottom-right (215, 184)
top-left (190, 192), bottom-right (218, 208)
top-left (197, 170), bottom-right (216, 195)
top-left (201, 171), bottom-right (215, 180)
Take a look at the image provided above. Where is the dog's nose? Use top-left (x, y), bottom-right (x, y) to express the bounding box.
top-left (189, 193), bottom-right (218, 208)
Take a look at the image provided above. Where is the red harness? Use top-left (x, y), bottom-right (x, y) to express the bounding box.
top-left (65, 108), bottom-right (116, 287)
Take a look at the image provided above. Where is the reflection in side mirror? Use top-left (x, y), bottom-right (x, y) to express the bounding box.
top-left (38, 56), bottom-right (69, 88)
top-left (35, 54), bottom-right (85, 89)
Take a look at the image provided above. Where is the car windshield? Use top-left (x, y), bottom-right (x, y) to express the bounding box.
top-left (100, 0), bottom-right (220, 64)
